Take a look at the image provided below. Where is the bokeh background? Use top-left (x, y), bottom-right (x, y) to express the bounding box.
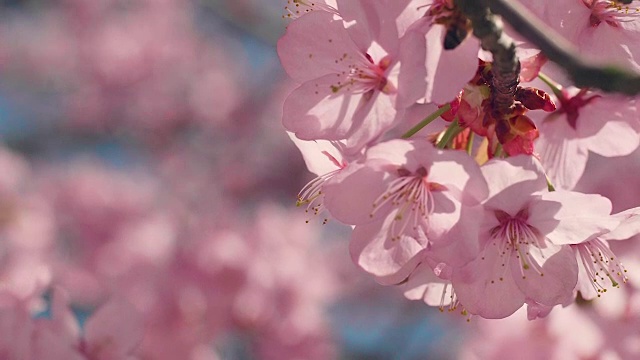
top-left (5, 1), bottom-right (640, 359)
top-left (0, 0), bottom-right (467, 359)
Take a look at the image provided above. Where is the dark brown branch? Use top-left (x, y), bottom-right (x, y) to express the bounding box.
top-left (487, 0), bottom-right (640, 95)
top-left (456, 0), bottom-right (520, 116)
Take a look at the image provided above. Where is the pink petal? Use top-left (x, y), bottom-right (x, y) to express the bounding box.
top-left (525, 300), bottom-right (553, 320)
top-left (350, 214), bottom-right (425, 285)
top-left (512, 245), bottom-right (577, 306)
top-left (283, 74), bottom-right (399, 153)
top-left (452, 249), bottom-right (526, 319)
top-left (401, 262), bottom-right (455, 307)
top-left (277, 11), bottom-right (363, 83)
top-left (536, 115), bottom-right (590, 190)
top-left (425, 148), bottom-right (488, 205)
top-left (282, 73), bottom-right (364, 141)
top-left (323, 162), bottom-right (389, 225)
top-left (344, 90), bottom-right (399, 152)
top-left (581, 120), bottom-right (639, 158)
top-left (481, 155), bottom-right (547, 215)
top-left (424, 25), bottom-right (480, 104)
top-left (364, 138), bottom-right (417, 166)
top-left (287, 133), bottom-right (345, 176)
top-left (602, 206), bottom-right (640, 241)
top-left (531, 191), bottom-right (618, 245)
top-left (426, 204), bottom-right (483, 267)
top-left (369, 139), bottom-right (488, 205)
top-left (335, 0), bottom-right (379, 52)
top-left (396, 22), bottom-right (429, 108)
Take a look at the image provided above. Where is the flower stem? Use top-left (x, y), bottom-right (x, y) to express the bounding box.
top-left (465, 131), bottom-right (475, 155)
top-left (402, 103), bottom-right (451, 139)
top-left (537, 72), bottom-right (563, 98)
top-left (437, 118), bottom-right (463, 149)
top-left (494, 143), bottom-right (504, 157)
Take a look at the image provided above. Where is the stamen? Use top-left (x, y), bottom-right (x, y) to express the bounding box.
top-left (574, 238), bottom-right (628, 297)
top-left (583, 0), bottom-right (640, 27)
top-left (296, 169), bottom-right (341, 223)
top-left (370, 166), bottom-right (446, 241)
top-left (488, 209), bottom-right (547, 281)
top-left (437, 283), bottom-right (460, 313)
top-left (328, 54), bottom-right (395, 96)
top-left (282, 0), bottom-right (338, 19)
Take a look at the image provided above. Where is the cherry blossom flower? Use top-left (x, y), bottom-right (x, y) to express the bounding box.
top-left (323, 138), bottom-right (488, 285)
top-left (279, 1), bottom-right (428, 153)
top-left (451, 155), bottom-right (619, 318)
top-left (535, 88), bottom-right (639, 190)
top-left (572, 206), bottom-right (640, 299)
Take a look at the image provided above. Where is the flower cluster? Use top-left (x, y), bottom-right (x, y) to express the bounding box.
top-left (280, 0), bottom-right (640, 320)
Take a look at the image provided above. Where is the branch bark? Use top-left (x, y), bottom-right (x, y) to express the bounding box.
top-left (487, 0), bottom-right (640, 95)
top-left (455, 0), bottom-right (520, 116)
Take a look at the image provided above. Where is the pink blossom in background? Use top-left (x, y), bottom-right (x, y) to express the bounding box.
top-left (1, 0), bottom-right (640, 358)
top-left (0, 147), bottom-right (55, 303)
top-left (0, 0), bottom-right (247, 140)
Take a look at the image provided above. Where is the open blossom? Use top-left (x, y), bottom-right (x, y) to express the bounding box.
top-left (535, 87), bottom-right (639, 190)
top-left (451, 156), bottom-right (619, 319)
top-left (572, 206), bottom-right (640, 299)
top-left (279, 2), bottom-right (414, 153)
top-left (288, 133), bottom-right (350, 224)
top-left (323, 138), bottom-right (488, 285)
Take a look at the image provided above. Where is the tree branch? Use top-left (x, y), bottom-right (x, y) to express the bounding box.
top-left (487, 0), bottom-right (640, 95)
top-left (456, 0), bottom-right (519, 116)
